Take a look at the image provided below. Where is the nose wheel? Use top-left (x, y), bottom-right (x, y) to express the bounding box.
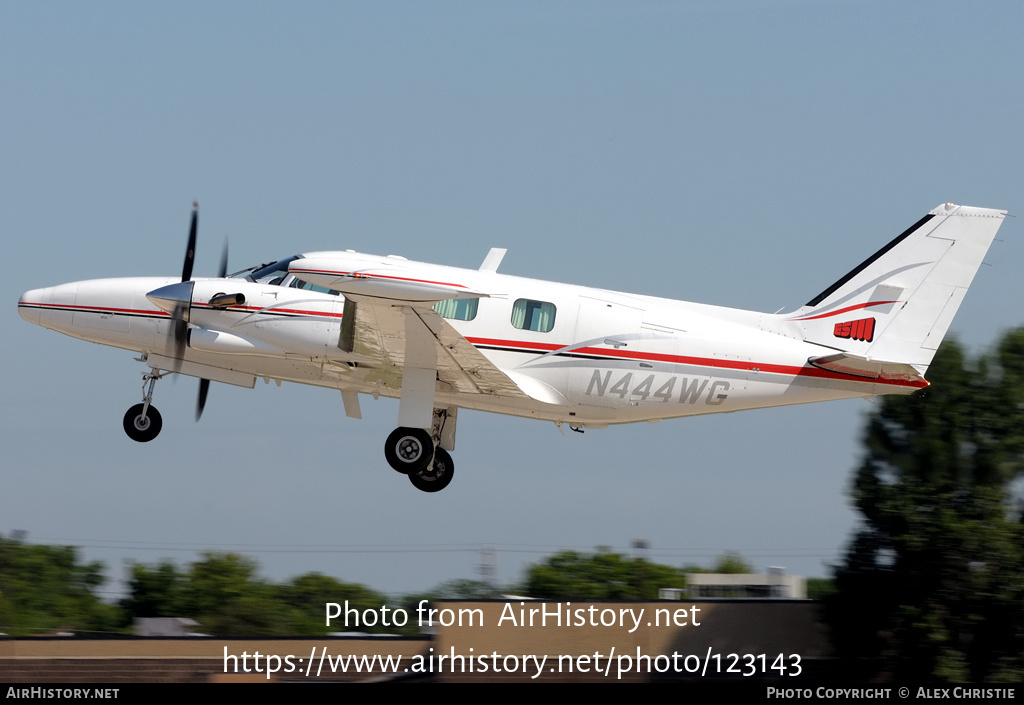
top-left (123, 368), bottom-right (168, 442)
top-left (123, 403), bottom-right (162, 442)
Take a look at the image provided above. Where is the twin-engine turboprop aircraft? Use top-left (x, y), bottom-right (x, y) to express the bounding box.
top-left (18, 202), bottom-right (1007, 492)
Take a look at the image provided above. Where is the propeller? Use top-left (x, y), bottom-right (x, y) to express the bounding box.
top-left (170, 203), bottom-right (199, 365)
top-left (147, 203), bottom-right (236, 422)
top-left (182, 202), bottom-right (198, 282)
top-left (164, 203), bottom-right (213, 421)
top-left (218, 240), bottom-right (229, 279)
top-left (197, 378), bottom-right (210, 421)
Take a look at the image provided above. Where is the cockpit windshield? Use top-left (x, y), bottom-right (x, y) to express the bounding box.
top-left (228, 255), bottom-right (300, 285)
top-left (227, 255), bottom-right (339, 295)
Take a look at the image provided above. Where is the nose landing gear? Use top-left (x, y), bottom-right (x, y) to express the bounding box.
top-left (123, 369), bottom-right (168, 442)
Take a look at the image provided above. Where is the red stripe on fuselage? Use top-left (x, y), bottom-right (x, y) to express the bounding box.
top-left (290, 268), bottom-right (468, 290)
top-left (20, 303), bottom-right (925, 389)
top-left (466, 336), bottom-right (926, 389)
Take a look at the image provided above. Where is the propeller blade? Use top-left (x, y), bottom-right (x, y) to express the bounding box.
top-left (182, 202), bottom-right (198, 282)
top-left (218, 239), bottom-right (229, 279)
top-left (196, 378), bottom-right (210, 421)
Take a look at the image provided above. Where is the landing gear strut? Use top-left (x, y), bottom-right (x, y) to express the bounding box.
top-left (123, 369), bottom-right (167, 442)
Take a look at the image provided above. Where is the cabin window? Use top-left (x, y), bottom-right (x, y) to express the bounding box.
top-left (433, 298), bottom-right (479, 321)
top-left (511, 299), bottom-right (556, 332)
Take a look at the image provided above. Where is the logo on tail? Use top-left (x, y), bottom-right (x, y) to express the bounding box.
top-left (834, 317), bottom-right (875, 342)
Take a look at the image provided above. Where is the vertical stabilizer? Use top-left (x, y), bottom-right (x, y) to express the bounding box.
top-left (785, 203), bottom-right (1006, 371)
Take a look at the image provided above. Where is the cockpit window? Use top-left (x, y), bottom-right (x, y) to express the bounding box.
top-left (229, 255), bottom-right (300, 285)
top-left (289, 278), bottom-right (340, 296)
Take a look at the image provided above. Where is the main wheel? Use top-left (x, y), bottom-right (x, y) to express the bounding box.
top-left (408, 447), bottom-right (454, 493)
top-left (384, 427), bottom-right (433, 474)
top-left (123, 403), bottom-right (162, 442)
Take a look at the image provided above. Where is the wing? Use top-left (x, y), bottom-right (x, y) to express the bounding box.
top-left (345, 297), bottom-right (529, 400)
top-left (289, 252), bottom-right (544, 429)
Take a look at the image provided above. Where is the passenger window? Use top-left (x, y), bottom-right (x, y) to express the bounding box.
top-left (512, 299), bottom-right (556, 332)
top-left (433, 298), bottom-right (478, 321)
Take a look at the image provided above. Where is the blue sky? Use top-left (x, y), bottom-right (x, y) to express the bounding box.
top-left (3, 1), bottom-right (1022, 602)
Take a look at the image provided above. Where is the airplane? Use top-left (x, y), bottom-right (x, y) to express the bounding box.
top-left (18, 202), bottom-right (1007, 492)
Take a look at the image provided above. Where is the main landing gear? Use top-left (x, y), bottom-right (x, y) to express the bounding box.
top-left (409, 447), bottom-right (453, 493)
top-left (383, 409), bottom-right (456, 493)
top-left (123, 369), bottom-right (167, 442)
top-left (384, 427), bottom-right (434, 473)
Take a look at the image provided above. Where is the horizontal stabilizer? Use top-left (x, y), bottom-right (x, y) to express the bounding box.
top-left (808, 352), bottom-right (927, 385)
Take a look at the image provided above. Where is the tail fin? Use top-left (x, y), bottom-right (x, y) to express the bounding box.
top-left (786, 203), bottom-right (1006, 372)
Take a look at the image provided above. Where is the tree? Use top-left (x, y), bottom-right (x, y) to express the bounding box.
top-left (522, 549), bottom-right (683, 599)
top-left (122, 552), bottom-right (290, 636)
top-left (274, 572), bottom-right (404, 635)
top-left (826, 331), bottom-right (1024, 681)
top-left (0, 537), bottom-right (121, 635)
top-left (683, 551), bottom-right (754, 575)
top-left (120, 555), bottom-right (409, 636)
top-left (120, 560), bottom-right (184, 620)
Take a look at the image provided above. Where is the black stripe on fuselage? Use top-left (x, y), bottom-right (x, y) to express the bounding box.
top-left (474, 344), bottom-right (613, 362)
top-left (17, 305), bottom-right (168, 320)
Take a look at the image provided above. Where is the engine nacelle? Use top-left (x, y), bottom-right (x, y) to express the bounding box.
top-left (188, 328), bottom-right (283, 357)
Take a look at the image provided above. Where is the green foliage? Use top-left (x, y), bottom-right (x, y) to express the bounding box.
top-left (119, 556), bottom-right (414, 636)
top-left (274, 572), bottom-right (409, 635)
top-left (121, 560), bottom-right (183, 619)
top-left (827, 332), bottom-right (1024, 681)
top-left (179, 552), bottom-right (263, 620)
top-left (712, 551), bottom-right (753, 574)
top-left (425, 578), bottom-right (497, 600)
top-left (522, 550), bottom-right (683, 599)
top-left (122, 552), bottom-right (292, 636)
top-left (682, 551), bottom-right (754, 575)
top-left (0, 537), bottom-right (122, 635)
top-left (805, 577), bottom-right (835, 601)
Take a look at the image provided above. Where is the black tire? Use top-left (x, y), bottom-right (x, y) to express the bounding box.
top-left (123, 403), bottom-right (162, 442)
top-left (384, 427), bottom-right (433, 474)
top-left (408, 447), bottom-right (454, 493)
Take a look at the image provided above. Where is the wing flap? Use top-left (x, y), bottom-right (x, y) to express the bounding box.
top-left (410, 307), bottom-right (529, 398)
top-left (344, 297), bottom-right (529, 400)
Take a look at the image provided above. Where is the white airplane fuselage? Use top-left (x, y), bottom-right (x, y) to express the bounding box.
top-left (17, 202), bottom-right (1007, 491)
top-left (18, 265), bottom-right (917, 428)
